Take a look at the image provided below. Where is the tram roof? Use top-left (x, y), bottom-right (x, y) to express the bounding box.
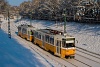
top-left (38, 29), bottom-right (63, 35)
top-left (37, 29), bottom-right (75, 39)
top-left (55, 34), bottom-right (75, 39)
top-left (18, 24), bottom-right (35, 28)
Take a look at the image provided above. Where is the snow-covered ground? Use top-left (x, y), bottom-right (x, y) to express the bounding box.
top-left (15, 19), bottom-right (100, 54)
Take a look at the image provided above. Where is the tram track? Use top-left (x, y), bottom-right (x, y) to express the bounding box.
top-left (76, 49), bottom-right (100, 60)
top-left (76, 46), bottom-right (100, 63)
top-left (75, 47), bottom-right (100, 67)
top-left (74, 59), bottom-right (92, 67)
top-left (76, 53), bottom-right (100, 64)
top-left (76, 46), bottom-right (100, 58)
top-left (63, 58), bottom-right (92, 67)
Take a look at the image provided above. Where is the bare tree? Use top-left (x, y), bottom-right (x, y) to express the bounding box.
top-left (0, 0), bottom-right (8, 13)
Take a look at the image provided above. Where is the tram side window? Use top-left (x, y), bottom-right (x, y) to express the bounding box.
top-left (22, 28), bottom-right (27, 34)
top-left (34, 32), bottom-right (38, 38)
top-left (50, 37), bottom-right (54, 45)
top-left (33, 31), bottom-right (35, 36)
top-left (56, 41), bottom-right (61, 47)
top-left (25, 29), bottom-right (27, 34)
top-left (22, 29), bottom-right (24, 33)
top-left (28, 31), bottom-right (30, 35)
top-left (34, 32), bottom-right (36, 37)
top-left (18, 27), bottom-right (21, 32)
top-left (62, 40), bottom-right (66, 48)
top-left (38, 34), bottom-right (41, 39)
top-left (36, 32), bottom-right (38, 38)
top-left (34, 31), bottom-right (36, 37)
top-left (45, 35), bottom-right (49, 43)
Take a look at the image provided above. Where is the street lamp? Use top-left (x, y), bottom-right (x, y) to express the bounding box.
top-left (29, 11), bottom-right (33, 26)
top-left (62, 8), bottom-right (67, 33)
top-left (29, 13), bottom-right (32, 25)
top-left (7, 9), bottom-right (11, 38)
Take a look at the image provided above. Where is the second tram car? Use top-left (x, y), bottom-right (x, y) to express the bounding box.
top-left (18, 25), bottom-right (35, 41)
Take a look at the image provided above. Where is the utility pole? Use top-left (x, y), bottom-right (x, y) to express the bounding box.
top-left (29, 0), bottom-right (32, 26)
top-left (0, 23), bottom-right (1, 29)
top-left (29, 13), bottom-right (32, 26)
top-left (8, 10), bottom-right (11, 38)
top-left (64, 14), bottom-right (66, 33)
top-left (63, 8), bottom-right (66, 33)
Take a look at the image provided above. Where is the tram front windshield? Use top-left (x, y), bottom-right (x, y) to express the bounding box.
top-left (66, 43), bottom-right (75, 48)
top-left (62, 39), bottom-right (75, 48)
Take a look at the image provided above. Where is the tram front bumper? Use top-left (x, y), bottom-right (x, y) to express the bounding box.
top-left (66, 49), bottom-right (76, 56)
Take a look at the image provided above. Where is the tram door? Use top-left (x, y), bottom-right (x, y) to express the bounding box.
top-left (56, 40), bottom-right (61, 55)
top-left (42, 35), bottom-right (45, 47)
top-left (27, 31), bottom-right (30, 40)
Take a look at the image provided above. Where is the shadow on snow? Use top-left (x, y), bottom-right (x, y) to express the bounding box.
top-left (0, 29), bottom-right (46, 67)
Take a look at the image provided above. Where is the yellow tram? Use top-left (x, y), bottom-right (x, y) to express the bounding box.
top-left (18, 25), bottom-right (76, 58)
